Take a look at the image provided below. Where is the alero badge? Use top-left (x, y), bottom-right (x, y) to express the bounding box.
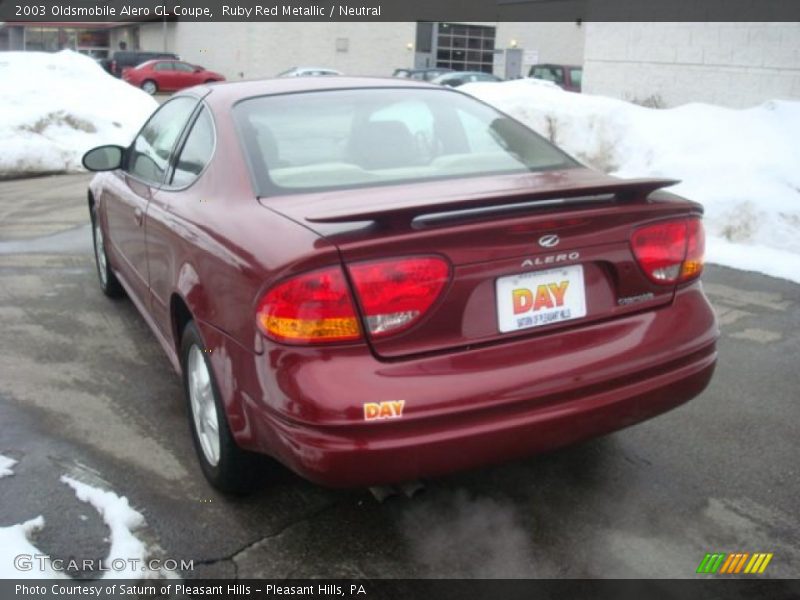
top-left (363, 400), bottom-right (405, 421)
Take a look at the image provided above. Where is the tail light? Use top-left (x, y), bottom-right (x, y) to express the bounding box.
top-left (256, 266), bottom-right (361, 344)
top-left (348, 256), bottom-right (450, 338)
top-left (681, 218), bottom-right (705, 280)
top-left (631, 217), bottom-right (705, 284)
top-left (256, 256), bottom-right (450, 345)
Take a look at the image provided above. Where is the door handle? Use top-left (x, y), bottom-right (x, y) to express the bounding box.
top-left (134, 207), bottom-right (144, 226)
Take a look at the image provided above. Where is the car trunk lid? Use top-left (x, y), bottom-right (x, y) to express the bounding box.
top-left (260, 169), bottom-right (702, 359)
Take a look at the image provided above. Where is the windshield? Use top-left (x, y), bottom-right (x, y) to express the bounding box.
top-left (233, 87), bottom-right (577, 195)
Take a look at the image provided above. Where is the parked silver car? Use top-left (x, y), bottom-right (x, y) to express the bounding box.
top-left (277, 66), bottom-right (342, 77)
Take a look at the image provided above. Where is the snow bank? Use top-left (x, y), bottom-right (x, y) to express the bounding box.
top-left (0, 50), bottom-right (157, 178)
top-left (0, 454), bottom-right (17, 478)
top-left (462, 80), bottom-right (800, 283)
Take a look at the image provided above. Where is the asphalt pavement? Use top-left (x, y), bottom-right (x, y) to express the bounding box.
top-left (0, 173), bottom-right (798, 579)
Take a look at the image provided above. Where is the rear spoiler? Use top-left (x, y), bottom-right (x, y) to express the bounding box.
top-left (305, 177), bottom-right (679, 227)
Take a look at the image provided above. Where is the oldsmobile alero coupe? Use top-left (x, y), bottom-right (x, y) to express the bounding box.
top-left (82, 77), bottom-right (718, 492)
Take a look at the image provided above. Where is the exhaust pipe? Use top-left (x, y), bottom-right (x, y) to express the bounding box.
top-left (369, 480), bottom-right (426, 503)
top-left (369, 486), bottom-right (399, 503)
top-left (399, 480), bottom-right (425, 498)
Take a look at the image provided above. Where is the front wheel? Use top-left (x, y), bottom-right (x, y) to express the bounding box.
top-left (91, 208), bottom-right (124, 298)
top-left (181, 321), bottom-right (259, 493)
top-left (141, 80), bottom-right (157, 95)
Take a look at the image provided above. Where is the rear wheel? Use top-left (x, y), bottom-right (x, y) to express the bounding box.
top-left (141, 80), bottom-right (157, 95)
top-left (91, 207), bottom-right (124, 298)
top-left (181, 321), bottom-right (259, 493)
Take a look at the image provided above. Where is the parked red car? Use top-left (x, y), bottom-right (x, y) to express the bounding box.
top-left (122, 59), bottom-right (225, 94)
top-left (82, 78), bottom-right (717, 493)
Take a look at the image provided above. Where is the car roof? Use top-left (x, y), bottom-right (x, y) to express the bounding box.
top-left (195, 76), bottom-right (441, 107)
top-left (282, 66), bottom-right (341, 74)
top-left (440, 71), bottom-right (490, 77)
top-left (137, 59), bottom-right (171, 67)
top-left (533, 63), bottom-right (582, 69)
top-left (116, 51), bottom-right (175, 57)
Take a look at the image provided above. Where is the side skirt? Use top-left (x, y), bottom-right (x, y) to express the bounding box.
top-left (112, 267), bottom-right (181, 375)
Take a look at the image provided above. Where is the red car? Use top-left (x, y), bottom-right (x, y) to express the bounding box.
top-left (82, 78), bottom-right (718, 493)
top-left (122, 59), bottom-right (225, 94)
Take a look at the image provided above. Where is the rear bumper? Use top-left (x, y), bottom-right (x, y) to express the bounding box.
top-left (213, 283), bottom-right (718, 487)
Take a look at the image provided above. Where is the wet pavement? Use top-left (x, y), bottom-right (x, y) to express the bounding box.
top-left (0, 173), bottom-right (798, 579)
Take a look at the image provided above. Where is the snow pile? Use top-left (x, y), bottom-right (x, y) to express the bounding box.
top-left (463, 80), bottom-right (800, 283)
top-left (0, 517), bottom-right (68, 579)
top-left (0, 468), bottom-right (163, 579)
top-left (0, 50), bottom-right (157, 178)
top-left (0, 454), bottom-right (17, 478)
top-left (61, 476), bottom-right (159, 579)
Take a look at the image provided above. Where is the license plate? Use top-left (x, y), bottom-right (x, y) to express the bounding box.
top-left (496, 264), bottom-right (587, 333)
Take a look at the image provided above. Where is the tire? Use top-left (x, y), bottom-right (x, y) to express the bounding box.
top-left (91, 207), bottom-right (125, 298)
top-left (181, 321), bottom-right (259, 494)
top-left (141, 80), bottom-right (157, 95)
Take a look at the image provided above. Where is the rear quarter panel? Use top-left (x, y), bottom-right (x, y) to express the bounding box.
top-left (144, 96), bottom-right (339, 355)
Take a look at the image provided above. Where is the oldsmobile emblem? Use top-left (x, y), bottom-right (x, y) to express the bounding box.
top-left (538, 234), bottom-right (560, 248)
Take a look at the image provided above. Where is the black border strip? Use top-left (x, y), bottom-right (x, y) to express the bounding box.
top-left (2, 0), bottom-right (800, 22)
top-left (3, 579), bottom-right (800, 600)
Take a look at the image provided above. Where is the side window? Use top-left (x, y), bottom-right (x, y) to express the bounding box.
top-left (154, 62), bottom-right (173, 72)
top-left (173, 62), bottom-right (195, 73)
top-left (570, 68), bottom-right (583, 88)
top-left (171, 108), bottom-right (215, 187)
top-left (533, 66), bottom-right (564, 84)
top-left (126, 97), bottom-right (198, 185)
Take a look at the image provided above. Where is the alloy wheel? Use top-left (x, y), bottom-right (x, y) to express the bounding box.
top-left (187, 345), bottom-right (220, 466)
top-left (94, 221), bottom-right (108, 287)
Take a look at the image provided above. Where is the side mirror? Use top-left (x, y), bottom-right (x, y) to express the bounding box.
top-left (82, 145), bottom-right (124, 172)
top-left (194, 66), bottom-right (203, 72)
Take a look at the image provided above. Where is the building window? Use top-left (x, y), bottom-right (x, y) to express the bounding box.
top-left (436, 23), bottom-right (495, 73)
top-left (18, 26), bottom-right (110, 58)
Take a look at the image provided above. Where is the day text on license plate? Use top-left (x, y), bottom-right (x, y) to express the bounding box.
top-left (496, 264), bottom-right (587, 333)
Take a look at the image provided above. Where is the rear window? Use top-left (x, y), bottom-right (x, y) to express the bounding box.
top-left (233, 88), bottom-right (577, 195)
